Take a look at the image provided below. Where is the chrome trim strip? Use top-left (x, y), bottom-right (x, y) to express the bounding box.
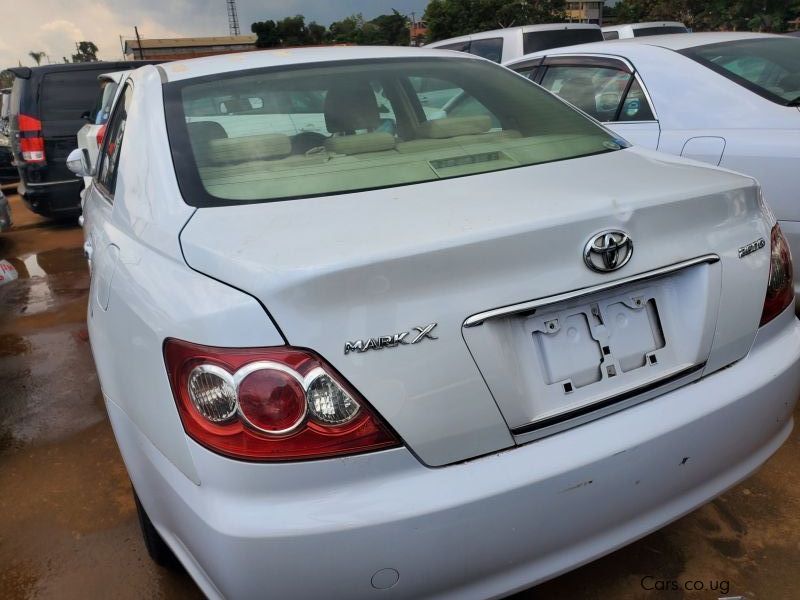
top-left (25, 179), bottom-right (82, 187)
top-left (463, 254), bottom-right (719, 327)
top-left (511, 362), bottom-right (706, 441)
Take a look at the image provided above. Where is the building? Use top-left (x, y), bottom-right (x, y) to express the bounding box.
top-left (123, 34), bottom-right (257, 61)
top-left (410, 20), bottom-right (429, 46)
top-left (566, 1), bottom-right (605, 26)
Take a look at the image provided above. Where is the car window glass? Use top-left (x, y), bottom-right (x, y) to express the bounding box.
top-left (540, 65), bottom-right (632, 121)
top-left (469, 38), bottom-right (503, 63)
top-left (522, 29), bottom-right (604, 54)
top-left (633, 26), bottom-right (688, 37)
top-left (96, 84), bottom-right (132, 198)
top-left (40, 70), bottom-right (105, 123)
top-left (93, 81), bottom-right (119, 125)
top-left (512, 65), bottom-right (540, 81)
top-left (619, 79), bottom-right (655, 121)
top-left (437, 41), bottom-right (471, 53)
top-left (168, 58), bottom-right (623, 206)
top-left (682, 38), bottom-right (800, 105)
top-left (603, 31), bottom-right (620, 40)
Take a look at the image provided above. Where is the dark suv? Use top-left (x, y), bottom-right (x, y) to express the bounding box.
top-left (8, 62), bottom-right (152, 218)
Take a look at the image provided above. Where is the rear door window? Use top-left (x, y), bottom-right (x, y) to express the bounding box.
top-left (40, 70), bottom-right (104, 123)
top-left (539, 64), bottom-right (656, 122)
top-left (96, 84), bottom-right (132, 198)
top-left (469, 38), bottom-right (503, 63)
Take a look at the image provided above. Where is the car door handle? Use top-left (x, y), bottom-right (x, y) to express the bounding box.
top-left (83, 240), bottom-right (93, 261)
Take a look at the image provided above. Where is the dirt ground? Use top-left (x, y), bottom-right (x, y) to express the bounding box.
top-left (1, 191), bottom-right (798, 600)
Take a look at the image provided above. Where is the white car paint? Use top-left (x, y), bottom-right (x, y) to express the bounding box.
top-left (80, 47), bottom-right (799, 599)
top-left (602, 22), bottom-right (689, 40)
top-left (506, 32), bottom-right (800, 303)
top-left (425, 23), bottom-right (603, 63)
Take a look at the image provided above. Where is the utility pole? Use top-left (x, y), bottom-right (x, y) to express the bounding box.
top-left (134, 25), bottom-right (144, 60)
top-left (227, 0), bottom-right (241, 36)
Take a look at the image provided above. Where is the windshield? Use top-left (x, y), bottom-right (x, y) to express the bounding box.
top-left (681, 38), bottom-right (800, 105)
top-left (164, 57), bottom-right (624, 206)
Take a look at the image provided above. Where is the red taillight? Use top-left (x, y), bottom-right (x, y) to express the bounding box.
top-left (18, 114), bottom-right (45, 163)
top-left (164, 339), bottom-right (400, 461)
top-left (760, 223), bottom-right (794, 326)
top-left (96, 123), bottom-right (107, 147)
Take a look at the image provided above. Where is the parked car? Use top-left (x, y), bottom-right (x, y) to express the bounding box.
top-left (506, 32), bottom-right (800, 304)
top-left (0, 189), bottom-right (10, 232)
top-left (602, 21), bottom-right (689, 40)
top-left (76, 71), bottom-right (128, 188)
top-left (425, 23), bottom-right (604, 63)
top-left (0, 87), bottom-right (11, 135)
top-left (786, 31), bottom-right (800, 38)
top-left (7, 61), bottom-right (149, 219)
top-left (0, 133), bottom-right (16, 184)
top-left (69, 46), bottom-right (800, 600)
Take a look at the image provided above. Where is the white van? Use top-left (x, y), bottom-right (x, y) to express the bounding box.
top-left (602, 22), bottom-right (689, 40)
top-left (425, 23), bottom-right (603, 63)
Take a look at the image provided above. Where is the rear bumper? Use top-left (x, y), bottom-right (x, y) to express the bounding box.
top-left (107, 307), bottom-right (800, 600)
top-left (17, 176), bottom-right (82, 218)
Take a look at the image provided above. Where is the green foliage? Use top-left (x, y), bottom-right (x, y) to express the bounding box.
top-left (613, 0), bottom-right (800, 32)
top-left (424, 0), bottom-right (567, 42)
top-left (71, 41), bottom-right (98, 63)
top-left (252, 10), bottom-right (410, 48)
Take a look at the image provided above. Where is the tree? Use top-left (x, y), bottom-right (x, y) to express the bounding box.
top-left (71, 41), bottom-right (98, 62)
top-left (252, 19), bottom-right (280, 48)
top-left (424, 0), bottom-right (566, 42)
top-left (28, 51), bottom-right (46, 66)
top-left (612, 0), bottom-right (800, 32)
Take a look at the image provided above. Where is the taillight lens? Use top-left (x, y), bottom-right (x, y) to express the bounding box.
top-left (760, 223), bottom-right (794, 326)
top-left (18, 114), bottom-right (45, 163)
top-left (95, 123), bottom-right (107, 147)
top-left (164, 339), bottom-right (400, 461)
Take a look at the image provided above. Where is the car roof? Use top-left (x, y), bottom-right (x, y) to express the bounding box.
top-left (426, 23), bottom-right (601, 47)
top-left (504, 31), bottom-right (785, 65)
top-left (602, 22), bottom-right (686, 31)
top-left (157, 45), bottom-right (484, 82)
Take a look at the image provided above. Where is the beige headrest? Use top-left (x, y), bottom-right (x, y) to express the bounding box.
top-left (206, 134), bottom-right (291, 164)
top-left (324, 132), bottom-right (396, 155)
top-left (418, 116), bottom-right (492, 139)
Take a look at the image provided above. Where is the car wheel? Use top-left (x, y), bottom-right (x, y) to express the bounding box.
top-left (133, 489), bottom-right (180, 569)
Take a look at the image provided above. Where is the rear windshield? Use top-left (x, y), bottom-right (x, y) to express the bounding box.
top-left (41, 70), bottom-right (105, 122)
top-left (523, 29), bottom-right (604, 54)
top-left (633, 26), bottom-right (689, 37)
top-left (164, 57), bottom-right (624, 206)
top-left (681, 38), bottom-right (800, 105)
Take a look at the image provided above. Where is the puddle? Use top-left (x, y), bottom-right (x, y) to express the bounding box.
top-left (0, 248), bottom-right (88, 319)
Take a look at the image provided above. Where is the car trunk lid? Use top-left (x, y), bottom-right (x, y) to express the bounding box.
top-left (180, 148), bottom-right (770, 466)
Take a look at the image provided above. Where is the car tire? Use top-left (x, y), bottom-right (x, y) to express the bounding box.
top-left (133, 489), bottom-right (180, 569)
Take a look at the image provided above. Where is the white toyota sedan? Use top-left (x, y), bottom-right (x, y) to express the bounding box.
top-left (68, 47), bottom-right (800, 599)
top-left (505, 32), bottom-right (800, 304)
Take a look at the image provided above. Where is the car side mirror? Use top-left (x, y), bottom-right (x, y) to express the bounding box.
top-left (66, 148), bottom-right (91, 178)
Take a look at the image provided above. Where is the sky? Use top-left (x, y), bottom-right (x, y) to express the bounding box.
top-left (0, 0), bottom-right (430, 68)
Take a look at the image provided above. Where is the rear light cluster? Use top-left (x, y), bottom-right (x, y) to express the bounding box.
top-left (95, 123), bottom-right (107, 148)
top-left (760, 223), bottom-right (794, 326)
top-left (164, 339), bottom-right (400, 461)
top-left (18, 114), bottom-right (45, 163)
